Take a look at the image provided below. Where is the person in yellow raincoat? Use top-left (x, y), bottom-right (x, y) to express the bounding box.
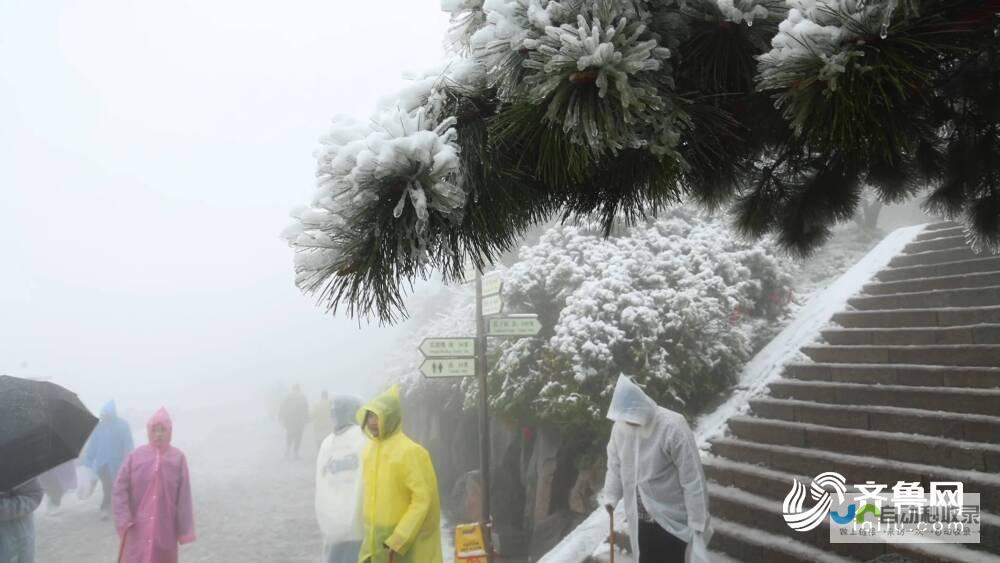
top-left (356, 386), bottom-right (443, 563)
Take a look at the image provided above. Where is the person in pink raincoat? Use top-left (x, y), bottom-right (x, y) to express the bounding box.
top-left (112, 408), bottom-right (196, 563)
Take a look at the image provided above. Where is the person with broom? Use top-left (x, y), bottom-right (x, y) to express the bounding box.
top-left (600, 375), bottom-right (712, 563)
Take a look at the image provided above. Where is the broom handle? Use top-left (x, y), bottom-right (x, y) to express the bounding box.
top-left (609, 510), bottom-right (615, 563)
top-left (117, 528), bottom-right (129, 563)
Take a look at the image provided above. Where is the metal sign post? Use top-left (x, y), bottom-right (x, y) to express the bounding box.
top-left (474, 270), bottom-right (493, 562)
top-left (423, 267), bottom-right (542, 563)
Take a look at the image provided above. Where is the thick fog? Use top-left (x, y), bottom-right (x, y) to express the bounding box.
top-left (0, 0), bottom-right (450, 411)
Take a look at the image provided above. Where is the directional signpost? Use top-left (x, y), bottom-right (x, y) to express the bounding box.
top-left (488, 315), bottom-right (541, 337)
top-left (481, 271), bottom-right (503, 297)
top-left (417, 267), bottom-right (545, 563)
top-left (420, 338), bottom-right (475, 358)
top-left (420, 357), bottom-right (476, 378)
top-left (480, 294), bottom-right (502, 316)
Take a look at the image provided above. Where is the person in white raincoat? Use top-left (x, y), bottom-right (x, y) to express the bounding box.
top-left (315, 396), bottom-right (365, 563)
top-left (600, 375), bottom-right (712, 562)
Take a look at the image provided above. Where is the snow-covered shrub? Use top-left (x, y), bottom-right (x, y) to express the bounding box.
top-left (478, 207), bottom-right (794, 449)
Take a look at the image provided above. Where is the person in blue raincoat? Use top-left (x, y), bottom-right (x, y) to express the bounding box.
top-left (81, 400), bottom-right (134, 515)
top-left (0, 478), bottom-right (43, 563)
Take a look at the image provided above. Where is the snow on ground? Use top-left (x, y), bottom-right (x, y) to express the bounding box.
top-left (538, 224), bottom-right (927, 563)
top-left (33, 399), bottom-right (456, 563)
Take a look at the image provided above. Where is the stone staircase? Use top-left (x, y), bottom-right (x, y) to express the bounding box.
top-left (705, 222), bottom-right (1000, 563)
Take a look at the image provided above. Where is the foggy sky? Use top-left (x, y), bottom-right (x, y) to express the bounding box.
top-left (0, 0), bottom-right (451, 410)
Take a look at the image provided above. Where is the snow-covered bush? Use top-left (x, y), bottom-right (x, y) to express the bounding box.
top-left (478, 207), bottom-right (794, 450)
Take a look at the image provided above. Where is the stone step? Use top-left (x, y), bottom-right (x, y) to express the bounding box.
top-left (915, 225), bottom-right (965, 241)
top-left (707, 438), bottom-right (1000, 509)
top-left (863, 271), bottom-right (1000, 295)
top-left (783, 362), bottom-right (1000, 390)
top-left (708, 551), bottom-right (744, 563)
top-left (898, 543), bottom-right (1000, 563)
top-left (749, 398), bottom-right (1000, 443)
top-left (848, 286), bottom-right (1000, 310)
top-left (875, 257), bottom-right (1000, 283)
top-left (705, 455), bottom-right (808, 500)
top-left (832, 306), bottom-right (1000, 328)
top-left (709, 516), bottom-right (859, 563)
top-left (889, 247), bottom-right (983, 268)
top-left (766, 380), bottom-right (1000, 417)
top-left (800, 345), bottom-right (1000, 367)
top-left (704, 456), bottom-right (1000, 560)
top-left (923, 221), bottom-right (963, 232)
top-left (820, 326), bottom-right (1000, 347)
top-left (709, 483), bottom-right (883, 560)
top-left (904, 235), bottom-right (969, 254)
top-left (726, 416), bottom-right (1000, 472)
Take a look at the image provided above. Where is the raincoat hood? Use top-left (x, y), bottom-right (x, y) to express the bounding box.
top-left (357, 386), bottom-right (402, 440)
top-left (82, 401), bottom-right (133, 474)
top-left (146, 407), bottom-right (173, 448)
top-left (606, 374), bottom-right (657, 426)
top-left (101, 400), bottom-right (118, 418)
top-left (332, 395), bottom-right (363, 433)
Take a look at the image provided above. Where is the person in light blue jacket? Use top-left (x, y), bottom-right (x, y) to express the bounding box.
top-left (81, 400), bottom-right (134, 514)
top-left (0, 478), bottom-right (43, 563)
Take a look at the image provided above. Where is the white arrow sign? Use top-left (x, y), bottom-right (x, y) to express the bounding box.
top-left (481, 294), bottom-right (502, 316)
top-left (421, 358), bottom-right (476, 378)
top-left (488, 316), bottom-right (541, 337)
top-left (420, 338), bottom-right (476, 358)
top-left (481, 272), bottom-right (503, 296)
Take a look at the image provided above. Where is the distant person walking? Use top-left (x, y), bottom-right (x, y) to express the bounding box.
top-left (279, 385), bottom-right (310, 460)
top-left (358, 386), bottom-right (443, 563)
top-left (315, 395), bottom-right (365, 563)
top-left (81, 400), bottom-right (134, 515)
top-left (113, 408), bottom-right (196, 563)
top-left (311, 391), bottom-right (335, 449)
top-left (0, 478), bottom-right (43, 563)
top-left (600, 375), bottom-right (712, 563)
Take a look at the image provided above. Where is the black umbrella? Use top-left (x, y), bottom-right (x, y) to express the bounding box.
top-left (0, 375), bottom-right (98, 491)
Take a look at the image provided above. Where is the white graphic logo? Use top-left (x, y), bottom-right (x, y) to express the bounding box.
top-left (783, 472), bottom-right (848, 532)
